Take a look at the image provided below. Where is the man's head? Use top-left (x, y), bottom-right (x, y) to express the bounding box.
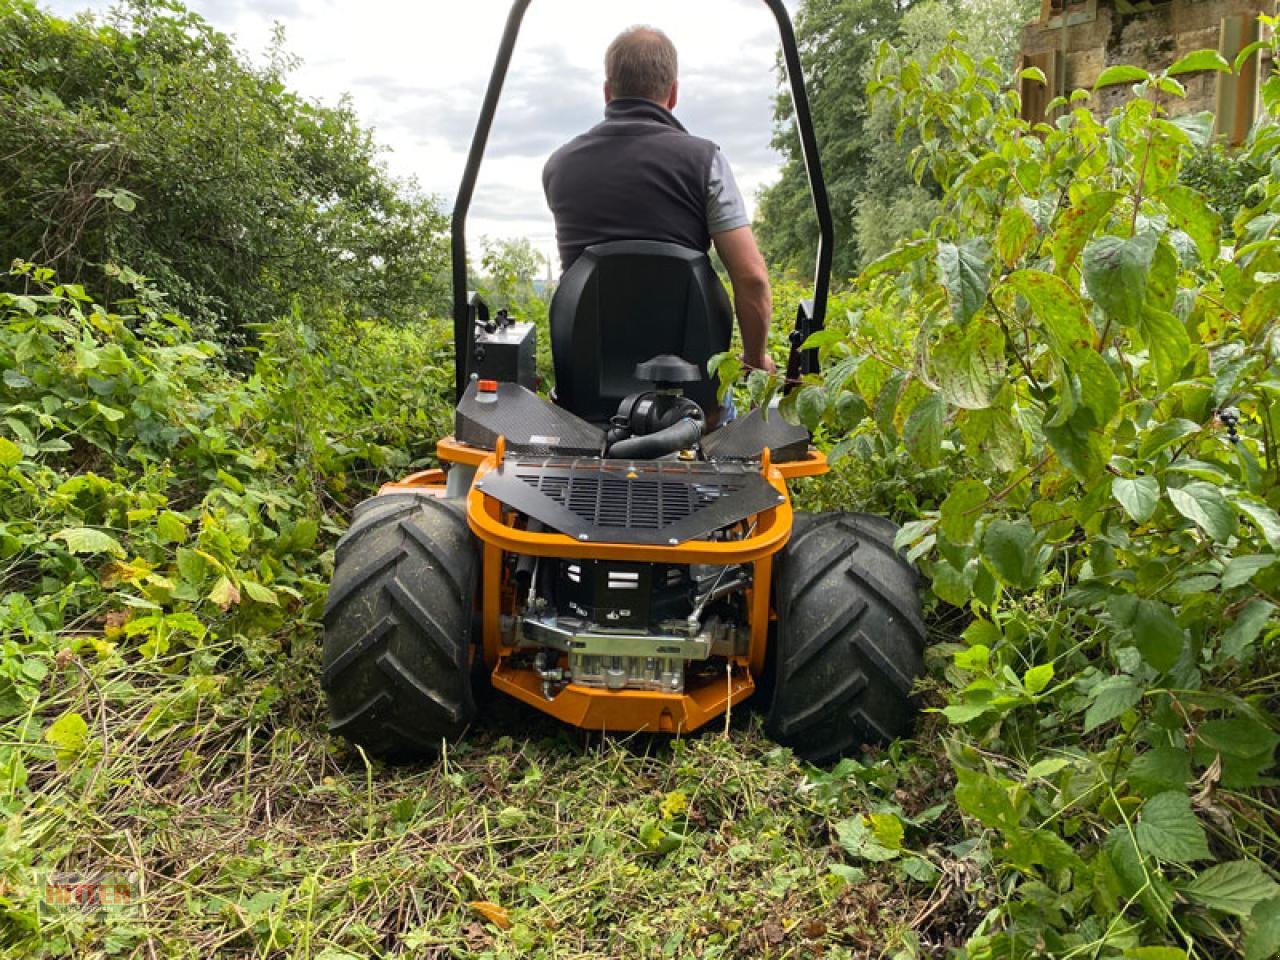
top-left (604, 26), bottom-right (678, 109)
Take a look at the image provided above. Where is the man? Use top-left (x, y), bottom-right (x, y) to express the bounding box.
top-left (542, 25), bottom-right (778, 403)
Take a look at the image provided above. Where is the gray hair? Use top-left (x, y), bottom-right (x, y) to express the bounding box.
top-left (605, 26), bottom-right (678, 102)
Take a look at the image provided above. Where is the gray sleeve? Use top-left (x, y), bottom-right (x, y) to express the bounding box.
top-left (706, 149), bottom-right (750, 235)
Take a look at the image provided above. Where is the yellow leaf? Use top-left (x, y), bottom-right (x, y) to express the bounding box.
top-left (660, 790), bottom-right (689, 820)
top-left (208, 576), bottom-right (240, 610)
top-left (467, 901), bottom-right (512, 930)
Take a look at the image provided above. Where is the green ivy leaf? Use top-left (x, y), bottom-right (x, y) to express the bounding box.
top-left (937, 238), bottom-right (992, 325)
top-left (1181, 861), bottom-right (1280, 916)
top-left (1134, 791), bottom-right (1211, 864)
top-left (932, 322), bottom-right (1006, 409)
top-left (982, 519), bottom-right (1041, 590)
top-left (1168, 481), bottom-right (1236, 542)
top-left (1221, 555), bottom-right (1277, 590)
top-left (241, 580), bottom-right (279, 606)
top-left (1113, 475), bottom-right (1160, 523)
top-left (1110, 595), bottom-right (1186, 671)
top-left (51, 527), bottom-right (126, 557)
top-left (1231, 494), bottom-right (1280, 550)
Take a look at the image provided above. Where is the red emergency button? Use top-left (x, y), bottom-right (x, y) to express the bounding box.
top-left (478, 379), bottom-right (498, 393)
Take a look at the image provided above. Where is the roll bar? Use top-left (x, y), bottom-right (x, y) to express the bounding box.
top-left (451, 0), bottom-right (833, 401)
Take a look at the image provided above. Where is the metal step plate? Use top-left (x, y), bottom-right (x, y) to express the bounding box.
top-left (456, 380), bottom-right (605, 457)
top-left (702, 406), bottom-right (810, 463)
top-left (476, 457), bottom-right (785, 545)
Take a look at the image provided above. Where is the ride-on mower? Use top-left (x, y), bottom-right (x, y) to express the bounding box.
top-left (321, 0), bottom-right (925, 764)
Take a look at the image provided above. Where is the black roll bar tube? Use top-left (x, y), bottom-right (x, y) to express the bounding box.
top-left (450, 0), bottom-right (834, 401)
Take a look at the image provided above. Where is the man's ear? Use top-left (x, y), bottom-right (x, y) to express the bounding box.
top-left (604, 81), bottom-right (613, 103)
top-left (666, 82), bottom-right (678, 110)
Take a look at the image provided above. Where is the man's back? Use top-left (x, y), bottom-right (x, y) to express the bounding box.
top-left (543, 97), bottom-right (716, 272)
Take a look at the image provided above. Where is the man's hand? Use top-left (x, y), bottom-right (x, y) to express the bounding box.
top-left (713, 225), bottom-right (775, 374)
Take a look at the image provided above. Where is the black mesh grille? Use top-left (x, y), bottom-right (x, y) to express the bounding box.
top-left (512, 461), bottom-right (749, 530)
top-left (477, 456), bottom-right (783, 545)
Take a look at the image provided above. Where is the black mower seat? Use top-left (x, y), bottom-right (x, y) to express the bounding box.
top-left (549, 240), bottom-right (733, 424)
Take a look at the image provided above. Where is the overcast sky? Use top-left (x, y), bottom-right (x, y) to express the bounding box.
top-left (45, 0), bottom-right (799, 269)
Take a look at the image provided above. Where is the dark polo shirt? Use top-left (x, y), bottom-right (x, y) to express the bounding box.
top-left (543, 98), bottom-right (722, 271)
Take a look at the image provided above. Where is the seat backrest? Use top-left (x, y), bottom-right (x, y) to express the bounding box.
top-left (549, 240), bottom-right (733, 423)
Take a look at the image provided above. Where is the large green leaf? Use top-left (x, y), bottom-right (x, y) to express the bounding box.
top-left (1134, 791), bottom-right (1211, 863)
top-left (1043, 406), bottom-right (1107, 480)
top-left (1127, 747), bottom-right (1192, 796)
top-left (1160, 185), bottom-right (1223, 265)
top-left (932, 322), bottom-right (1006, 409)
top-left (1242, 282), bottom-right (1280, 340)
top-left (1231, 494), bottom-right (1280, 550)
top-left (0, 437), bottom-right (20, 468)
top-left (1084, 675), bottom-right (1143, 731)
top-left (1111, 595), bottom-right (1186, 671)
top-left (1095, 65), bottom-right (1151, 89)
top-left (982, 519), bottom-right (1042, 590)
top-left (1182, 861), bottom-right (1280, 916)
top-left (1221, 599), bottom-right (1274, 660)
top-left (903, 392), bottom-right (945, 467)
top-left (1003, 269), bottom-right (1095, 355)
top-left (1246, 897), bottom-right (1280, 960)
top-left (1168, 481), bottom-right (1236, 542)
top-left (1137, 306), bottom-right (1192, 388)
top-left (995, 204), bottom-right (1037, 266)
top-left (937, 238), bottom-right (992, 325)
top-left (1050, 191), bottom-right (1122, 273)
top-left (1083, 232), bottom-right (1157, 327)
top-left (940, 478), bottom-right (989, 545)
top-left (1167, 49), bottom-right (1232, 77)
top-left (1113, 475), bottom-right (1160, 523)
top-left (50, 527), bottom-right (126, 557)
top-left (1074, 349), bottom-right (1121, 427)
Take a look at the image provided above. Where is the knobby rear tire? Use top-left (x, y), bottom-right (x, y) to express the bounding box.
top-left (764, 511), bottom-right (926, 764)
top-left (322, 492), bottom-right (479, 758)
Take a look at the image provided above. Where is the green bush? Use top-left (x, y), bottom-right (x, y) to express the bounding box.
top-left (758, 35), bottom-right (1280, 959)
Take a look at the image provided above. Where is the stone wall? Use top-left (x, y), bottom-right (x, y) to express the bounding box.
top-left (1017, 0), bottom-right (1271, 137)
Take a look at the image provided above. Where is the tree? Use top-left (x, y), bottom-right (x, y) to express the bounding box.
top-left (0, 0), bottom-right (449, 343)
top-left (757, 0), bottom-right (908, 286)
top-left (757, 0), bottom-right (1038, 278)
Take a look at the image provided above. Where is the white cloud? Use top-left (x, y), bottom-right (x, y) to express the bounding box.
top-left (43, 0), bottom-right (800, 265)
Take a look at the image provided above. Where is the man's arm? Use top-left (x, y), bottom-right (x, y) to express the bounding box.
top-left (713, 226), bottom-right (777, 374)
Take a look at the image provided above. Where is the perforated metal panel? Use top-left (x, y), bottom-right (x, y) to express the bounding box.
top-left (476, 457), bottom-right (784, 545)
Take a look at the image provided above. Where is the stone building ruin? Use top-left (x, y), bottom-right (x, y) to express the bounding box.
top-left (1018, 0), bottom-right (1272, 142)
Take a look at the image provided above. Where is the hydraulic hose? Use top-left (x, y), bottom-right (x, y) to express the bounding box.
top-left (606, 417), bottom-right (703, 459)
